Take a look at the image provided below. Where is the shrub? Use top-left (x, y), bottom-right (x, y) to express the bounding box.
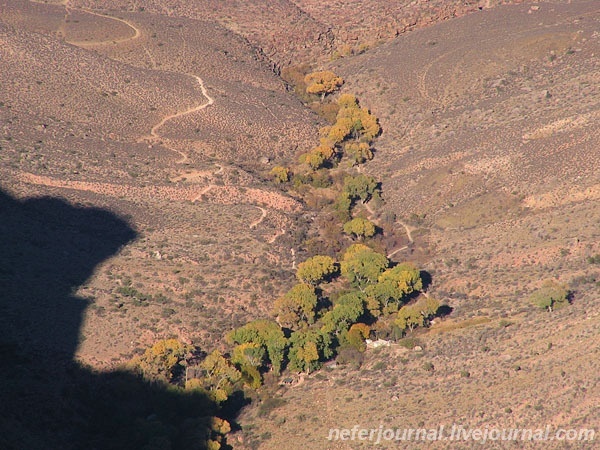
top-left (529, 281), bottom-right (570, 311)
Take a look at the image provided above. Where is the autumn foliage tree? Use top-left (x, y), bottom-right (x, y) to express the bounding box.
top-left (304, 70), bottom-right (344, 101)
top-left (343, 217), bottom-right (376, 240)
top-left (270, 166), bottom-right (291, 183)
top-left (296, 254), bottom-right (337, 285)
top-left (272, 283), bottom-right (318, 330)
top-left (130, 338), bottom-right (192, 383)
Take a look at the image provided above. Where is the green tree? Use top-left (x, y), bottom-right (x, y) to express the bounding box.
top-left (340, 244), bottom-right (389, 288)
top-left (530, 281), bottom-right (570, 312)
top-left (296, 255), bottom-right (338, 285)
top-left (231, 343), bottom-right (265, 389)
top-left (333, 192), bottom-right (352, 222)
top-left (226, 320), bottom-right (287, 375)
top-left (343, 174), bottom-right (380, 204)
top-left (272, 283), bottom-right (318, 330)
top-left (395, 296), bottom-right (440, 332)
top-left (320, 291), bottom-right (365, 335)
top-left (345, 141), bottom-right (374, 165)
top-left (343, 217), bottom-right (376, 240)
top-left (304, 70), bottom-right (344, 101)
top-left (395, 304), bottom-right (423, 332)
top-left (288, 328), bottom-right (334, 373)
top-left (366, 263), bottom-right (423, 315)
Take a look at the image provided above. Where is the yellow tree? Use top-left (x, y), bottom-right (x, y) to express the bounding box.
top-left (272, 283), bottom-right (318, 330)
top-left (130, 338), bottom-right (192, 383)
top-left (270, 166), bottom-right (291, 183)
top-left (343, 217), bottom-right (376, 240)
top-left (304, 70), bottom-right (344, 101)
top-left (296, 255), bottom-right (338, 285)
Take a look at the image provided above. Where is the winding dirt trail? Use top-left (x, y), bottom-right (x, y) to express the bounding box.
top-left (249, 207), bottom-right (268, 229)
top-left (26, 0), bottom-right (289, 237)
top-left (34, 0), bottom-right (215, 166)
top-left (140, 76), bottom-right (214, 165)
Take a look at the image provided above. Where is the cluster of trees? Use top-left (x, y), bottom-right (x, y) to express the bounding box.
top-left (221, 248), bottom-right (437, 377)
top-left (128, 339), bottom-right (232, 450)
top-left (270, 86), bottom-right (380, 179)
top-left (130, 244), bottom-right (439, 397)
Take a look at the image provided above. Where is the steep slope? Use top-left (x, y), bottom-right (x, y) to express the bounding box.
top-left (236, 2), bottom-right (600, 448)
top-left (0, 0), bottom-right (317, 364)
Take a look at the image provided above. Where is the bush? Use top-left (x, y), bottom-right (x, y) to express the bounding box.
top-left (529, 281), bottom-right (570, 311)
top-left (336, 346), bottom-right (364, 369)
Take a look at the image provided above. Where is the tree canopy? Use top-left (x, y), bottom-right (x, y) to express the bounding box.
top-left (530, 281), bottom-right (570, 311)
top-left (296, 254), bottom-right (337, 285)
top-left (343, 217), bottom-right (376, 239)
top-left (340, 244), bottom-right (389, 288)
top-left (272, 283), bottom-right (318, 330)
top-left (304, 70), bottom-right (344, 100)
top-left (226, 320), bottom-right (287, 375)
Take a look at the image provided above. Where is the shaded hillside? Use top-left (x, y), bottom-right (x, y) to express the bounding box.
top-left (1, 0), bottom-right (316, 365)
top-left (0, 189), bottom-right (229, 450)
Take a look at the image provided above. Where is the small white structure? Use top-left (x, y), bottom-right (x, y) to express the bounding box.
top-left (365, 339), bottom-right (391, 349)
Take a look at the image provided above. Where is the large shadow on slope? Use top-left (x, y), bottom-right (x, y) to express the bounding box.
top-left (0, 189), bottom-right (220, 450)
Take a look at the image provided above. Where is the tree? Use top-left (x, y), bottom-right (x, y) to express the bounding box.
top-left (296, 255), bottom-right (337, 285)
top-left (530, 281), bottom-right (570, 312)
top-left (343, 174), bottom-right (380, 204)
top-left (395, 304), bottom-right (423, 332)
top-left (340, 244), bottom-right (389, 288)
top-left (333, 192), bottom-right (352, 222)
top-left (194, 350), bottom-right (241, 402)
top-left (340, 323), bottom-right (370, 352)
top-left (226, 320), bottom-right (287, 375)
top-left (337, 93), bottom-right (358, 109)
top-left (131, 338), bottom-right (192, 383)
top-left (379, 263), bottom-right (423, 296)
top-left (327, 117), bottom-right (354, 144)
top-left (320, 291), bottom-right (365, 335)
top-left (395, 296), bottom-right (440, 332)
top-left (272, 283), bottom-right (318, 330)
top-left (334, 95), bottom-right (380, 143)
top-left (231, 343), bottom-right (266, 389)
top-left (343, 217), bottom-right (376, 240)
top-left (366, 263), bottom-right (423, 315)
top-left (414, 296), bottom-right (440, 326)
top-left (299, 144), bottom-right (335, 170)
top-left (345, 141), bottom-right (373, 165)
top-left (288, 328), bottom-right (334, 373)
top-left (270, 166), bottom-right (291, 183)
top-left (304, 70), bottom-right (344, 101)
